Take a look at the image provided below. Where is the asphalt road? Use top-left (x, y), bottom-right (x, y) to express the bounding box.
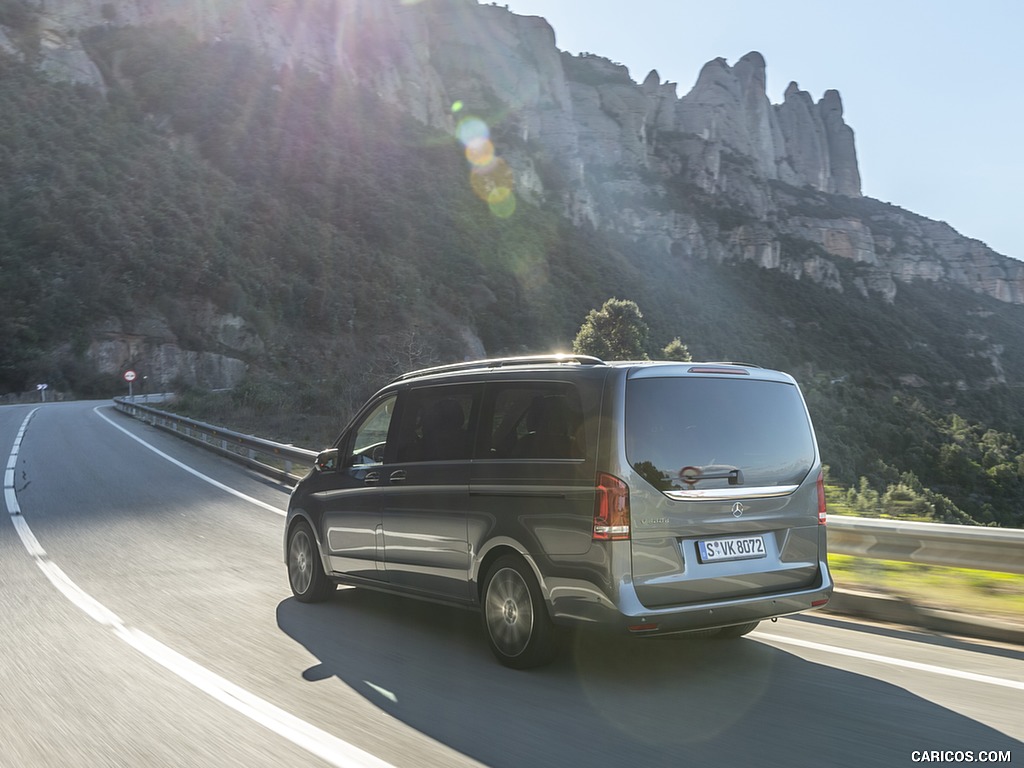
top-left (1, 400), bottom-right (1021, 768)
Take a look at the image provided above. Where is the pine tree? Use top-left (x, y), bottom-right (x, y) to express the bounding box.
top-left (572, 298), bottom-right (649, 360)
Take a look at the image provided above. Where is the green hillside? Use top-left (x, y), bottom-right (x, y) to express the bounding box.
top-left (1, 27), bottom-right (1023, 527)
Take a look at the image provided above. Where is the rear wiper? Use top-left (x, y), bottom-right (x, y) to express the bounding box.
top-left (675, 465), bottom-right (744, 487)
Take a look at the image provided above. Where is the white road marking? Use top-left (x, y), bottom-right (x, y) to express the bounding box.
top-left (10, 515), bottom-right (44, 556)
top-left (3, 407), bottom-right (36, 518)
top-left (755, 631), bottom-right (1024, 691)
top-left (93, 405), bottom-right (285, 516)
top-left (5, 486), bottom-right (21, 515)
top-left (4, 408), bottom-right (395, 768)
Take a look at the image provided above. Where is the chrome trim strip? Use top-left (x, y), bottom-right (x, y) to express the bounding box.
top-left (663, 484), bottom-right (799, 501)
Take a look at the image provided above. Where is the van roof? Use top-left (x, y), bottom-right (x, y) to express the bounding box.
top-left (392, 355), bottom-right (779, 384)
top-left (391, 354), bottom-right (604, 382)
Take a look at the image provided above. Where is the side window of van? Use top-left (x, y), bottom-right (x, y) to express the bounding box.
top-left (487, 383), bottom-right (585, 460)
top-left (393, 385), bottom-right (479, 463)
top-left (348, 394), bottom-right (397, 467)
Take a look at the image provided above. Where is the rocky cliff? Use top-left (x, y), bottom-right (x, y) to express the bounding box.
top-left (5, 0), bottom-right (1022, 312)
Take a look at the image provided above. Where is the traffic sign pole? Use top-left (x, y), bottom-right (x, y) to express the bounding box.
top-left (124, 370), bottom-right (137, 400)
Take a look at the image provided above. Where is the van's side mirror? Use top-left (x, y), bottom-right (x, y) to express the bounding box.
top-left (315, 448), bottom-right (339, 473)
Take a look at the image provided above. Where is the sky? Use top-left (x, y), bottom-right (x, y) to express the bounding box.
top-left (501, 0), bottom-right (1023, 261)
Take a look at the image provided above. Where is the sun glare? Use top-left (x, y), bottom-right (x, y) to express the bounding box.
top-left (455, 113), bottom-right (516, 218)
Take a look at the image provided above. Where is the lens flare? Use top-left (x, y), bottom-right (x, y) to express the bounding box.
top-left (465, 137), bottom-right (495, 167)
top-left (454, 112), bottom-right (516, 218)
top-left (470, 157), bottom-right (513, 202)
top-left (488, 192), bottom-right (517, 218)
top-left (455, 116), bottom-right (489, 148)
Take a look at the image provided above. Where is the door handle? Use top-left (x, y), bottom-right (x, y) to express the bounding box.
top-left (364, 471), bottom-right (380, 485)
top-left (390, 470), bottom-right (407, 483)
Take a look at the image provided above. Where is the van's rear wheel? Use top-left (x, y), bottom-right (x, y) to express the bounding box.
top-left (288, 520), bottom-right (333, 603)
top-left (482, 556), bottom-right (559, 669)
top-left (717, 621), bottom-right (760, 638)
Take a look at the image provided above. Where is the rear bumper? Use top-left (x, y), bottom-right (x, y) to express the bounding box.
top-left (548, 560), bottom-right (833, 635)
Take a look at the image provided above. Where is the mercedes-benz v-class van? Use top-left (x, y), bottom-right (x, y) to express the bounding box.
top-left (285, 355), bottom-right (832, 668)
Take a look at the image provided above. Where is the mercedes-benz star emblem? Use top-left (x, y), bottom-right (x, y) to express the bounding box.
top-left (731, 502), bottom-right (748, 518)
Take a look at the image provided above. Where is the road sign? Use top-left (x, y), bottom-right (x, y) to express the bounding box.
top-left (124, 370), bottom-right (137, 382)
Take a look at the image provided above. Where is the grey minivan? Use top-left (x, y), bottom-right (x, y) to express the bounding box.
top-left (285, 355), bottom-right (833, 668)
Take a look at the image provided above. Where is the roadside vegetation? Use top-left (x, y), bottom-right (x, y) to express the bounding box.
top-left (828, 555), bottom-right (1024, 623)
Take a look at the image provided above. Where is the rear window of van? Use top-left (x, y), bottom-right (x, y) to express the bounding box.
top-left (625, 377), bottom-right (815, 491)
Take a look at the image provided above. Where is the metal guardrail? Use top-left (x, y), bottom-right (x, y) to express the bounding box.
top-left (113, 398), bottom-right (317, 484)
top-left (113, 398), bottom-right (1023, 574)
top-left (828, 516), bottom-right (1024, 575)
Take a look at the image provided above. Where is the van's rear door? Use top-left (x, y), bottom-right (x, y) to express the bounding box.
top-left (623, 368), bottom-right (824, 608)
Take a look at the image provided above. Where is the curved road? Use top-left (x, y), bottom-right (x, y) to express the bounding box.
top-left (1, 401), bottom-right (1021, 767)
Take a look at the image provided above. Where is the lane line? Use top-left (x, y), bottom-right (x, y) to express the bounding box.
top-left (4, 406), bottom-right (36, 517)
top-left (755, 631), bottom-right (1024, 691)
top-left (5, 486), bottom-right (21, 515)
top-left (92, 405), bottom-right (285, 516)
top-left (4, 409), bottom-right (395, 768)
top-left (11, 515), bottom-right (45, 557)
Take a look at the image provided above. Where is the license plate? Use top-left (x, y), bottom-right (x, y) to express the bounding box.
top-left (697, 535), bottom-right (767, 563)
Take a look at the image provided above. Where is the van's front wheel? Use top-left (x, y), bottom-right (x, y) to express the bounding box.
top-left (288, 520), bottom-right (333, 603)
top-left (482, 556), bottom-right (559, 669)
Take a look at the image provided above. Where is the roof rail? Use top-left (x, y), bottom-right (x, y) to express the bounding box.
top-left (392, 354), bottom-right (605, 382)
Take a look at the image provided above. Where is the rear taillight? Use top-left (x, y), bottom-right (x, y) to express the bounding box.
top-left (593, 472), bottom-right (630, 541)
top-left (816, 471), bottom-right (827, 525)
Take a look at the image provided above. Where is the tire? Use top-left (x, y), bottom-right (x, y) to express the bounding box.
top-left (717, 620), bottom-right (760, 639)
top-left (481, 555), bottom-right (560, 669)
top-left (288, 520), bottom-right (333, 603)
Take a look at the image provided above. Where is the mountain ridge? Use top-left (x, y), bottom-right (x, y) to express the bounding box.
top-left (5, 0), bottom-right (1021, 306)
